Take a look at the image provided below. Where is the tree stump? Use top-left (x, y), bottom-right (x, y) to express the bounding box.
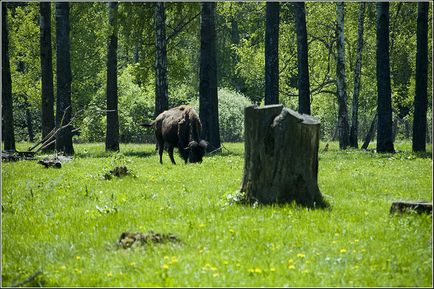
top-left (240, 104), bottom-right (326, 208)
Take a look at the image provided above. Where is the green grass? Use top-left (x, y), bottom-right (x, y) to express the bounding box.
top-left (1, 141), bottom-right (432, 287)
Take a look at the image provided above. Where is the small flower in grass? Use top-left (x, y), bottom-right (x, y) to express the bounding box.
top-left (270, 267), bottom-right (276, 272)
top-left (107, 272), bottom-right (113, 277)
top-left (171, 256), bottom-right (178, 264)
top-left (75, 256), bottom-right (81, 261)
top-left (162, 264), bottom-right (169, 270)
top-left (229, 229), bottom-right (235, 234)
top-left (340, 248), bottom-right (347, 253)
top-left (297, 253), bottom-right (305, 258)
top-left (288, 265), bottom-right (296, 270)
top-left (254, 268), bottom-right (262, 274)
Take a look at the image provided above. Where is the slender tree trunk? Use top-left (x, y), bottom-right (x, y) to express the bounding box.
top-left (336, 2), bottom-right (350, 150)
top-left (412, 2), bottom-right (428, 152)
top-left (106, 2), bottom-right (119, 152)
top-left (2, 3), bottom-right (16, 152)
top-left (154, 2), bottom-right (168, 118)
top-left (361, 113), bottom-right (377, 150)
top-left (349, 2), bottom-right (365, 149)
top-left (25, 102), bottom-right (34, 142)
top-left (264, 2), bottom-right (279, 105)
top-left (199, 2), bottom-right (220, 151)
top-left (230, 14), bottom-right (243, 92)
top-left (294, 2), bottom-right (310, 115)
top-left (376, 2), bottom-right (394, 153)
top-left (40, 2), bottom-right (55, 151)
top-left (55, 2), bottom-right (74, 155)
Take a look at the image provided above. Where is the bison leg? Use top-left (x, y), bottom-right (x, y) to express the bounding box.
top-left (168, 145), bottom-right (176, 165)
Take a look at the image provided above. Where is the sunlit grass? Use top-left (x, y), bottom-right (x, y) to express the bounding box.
top-left (1, 141), bottom-right (432, 287)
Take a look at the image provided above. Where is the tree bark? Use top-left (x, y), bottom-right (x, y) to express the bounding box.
top-left (294, 2), bottom-right (310, 115)
top-left (199, 2), bottom-right (220, 152)
top-left (264, 2), bottom-right (279, 105)
top-left (412, 2), bottom-right (428, 153)
top-left (55, 2), bottom-right (74, 155)
top-left (361, 113), bottom-right (377, 150)
top-left (105, 2), bottom-right (119, 152)
top-left (40, 2), bottom-right (55, 151)
top-left (154, 2), bottom-right (169, 118)
top-left (376, 2), bottom-right (394, 153)
top-left (240, 104), bottom-right (326, 208)
top-left (335, 2), bottom-right (350, 150)
top-left (349, 2), bottom-right (365, 149)
top-left (2, 3), bottom-right (16, 151)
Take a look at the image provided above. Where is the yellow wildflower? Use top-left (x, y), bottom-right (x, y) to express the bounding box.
top-left (297, 253), bottom-right (305, 258)
top-left (162, 264), bottom-right (169, 270)
top-left (340, 248), bottom-right (347, 253)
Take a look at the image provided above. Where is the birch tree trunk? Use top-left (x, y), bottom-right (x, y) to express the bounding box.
top-left (264, 2), bottom-right (280, 105)
top-left (2, 3), bottom-right (16, 151)
top-left (376, 2), bottom-right (394, 153)
top-left (55, 2), bottom-right (74, 155)
top-left (349, 2), bottom-right (365, 149)
top-left (40, 2), bottom-right (55, 151)
top-left (294, 2), bottom-right (310, 115)
top-left (154, 2), bottom-right (169, 118)
top-left (412, 2), bottom-right (428, 152)
top-left (240, 105), bottom-right (326, 208)
top-left (105, 2), bottom-right (119, 152)
top-left (335, 2), bottom-right (350, 150)
top-left (199, 2), bottom-right (221, 151)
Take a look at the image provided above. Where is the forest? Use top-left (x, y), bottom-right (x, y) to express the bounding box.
top-left (1, 1), bottom-right (433, 287)
top-left (1, 1), bottom-right (432, 153)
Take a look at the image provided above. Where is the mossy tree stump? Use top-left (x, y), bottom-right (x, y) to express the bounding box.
top-left (240, 104), bottom-right (326, 207)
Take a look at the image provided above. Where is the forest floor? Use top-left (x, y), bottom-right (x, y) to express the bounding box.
top-left (1, 141), bottom-right (432, 287)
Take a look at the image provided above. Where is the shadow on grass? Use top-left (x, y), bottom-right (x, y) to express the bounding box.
top-left (74, 150), bottom-right (156, 159)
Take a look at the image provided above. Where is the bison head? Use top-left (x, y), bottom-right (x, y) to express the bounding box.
top-left (185, 140), bottom-right (208, 163)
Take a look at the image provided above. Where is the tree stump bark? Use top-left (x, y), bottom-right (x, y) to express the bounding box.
top-left (240, 104), bottom-right (326, 208)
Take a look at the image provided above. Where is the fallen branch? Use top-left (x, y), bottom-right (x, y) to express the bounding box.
top-left (10, 270), bottom-right (43, 287)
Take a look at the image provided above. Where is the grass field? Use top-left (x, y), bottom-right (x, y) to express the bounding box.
top-left (1, 141), bottom-right (432, 287)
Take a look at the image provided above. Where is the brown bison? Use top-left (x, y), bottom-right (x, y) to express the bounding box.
top-left (142, 105), bottom-right (207, 164)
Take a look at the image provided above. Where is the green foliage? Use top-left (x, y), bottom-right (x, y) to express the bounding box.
top-left (216, 88), bottom-right (252, 142)
top-left (1, 142), bottom-right (432, 287)
top-left (5, 2), bottom-right (432, 144)
top-left (192, 88), bottom-right (252, 142)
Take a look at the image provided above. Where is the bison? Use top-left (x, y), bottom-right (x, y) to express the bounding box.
top-left (142, 105), bottom-right (208, 164)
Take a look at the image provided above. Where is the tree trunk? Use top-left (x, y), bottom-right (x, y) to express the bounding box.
top-left (264, 2), bottom-right (279, 105)
top-left (199, 2), bottom-right (220, 152)
top-left (376, 2), bottom-right (394, 153)
top-left (40, 2), bottom-right (55, 151)
top-left (294, 2), bottom-right (310, 115)
top-left (230, 14), bottom-right (243, 92)
top-left (2, 3), bottom-right (16, 152)
top-left (240, 104), bottom-right (326, 208)
top-left (55, 2), bottom-right (74, 155)
top-left (24, 98), bottom-right (34, 142)
top-left (349, 2), bottom-right (365, 149)
top-left (335, 2), bottom-right (350, 150)
top-left (412, 2), bottom-right (428, 153)
top-left (105, 2), bottom-right (119, 152)
top-left (361, 113), bottom-right (377, 150)
top-left (154, 2), bottom-right (169, 118)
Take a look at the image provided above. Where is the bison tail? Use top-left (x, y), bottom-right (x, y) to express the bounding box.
top-left (140, 121), bottom-right (155, 127)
